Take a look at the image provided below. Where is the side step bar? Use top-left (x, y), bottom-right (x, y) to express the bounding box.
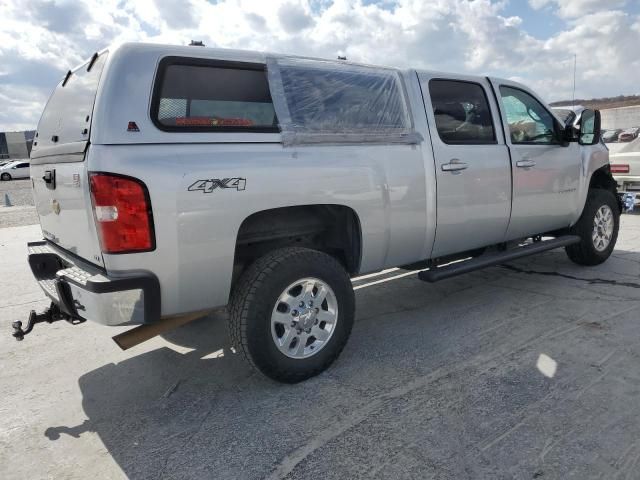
top-left (418, 235), bottom-right (580, 283)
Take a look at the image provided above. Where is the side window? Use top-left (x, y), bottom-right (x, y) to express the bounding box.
top-left (428, 79), bottom-right (496, 144)
top-left (500, 86), bottom-right (558, 144)
top-left (152, 58), bottom-right (277, 132)
top-left (15, 162), bottom-right (28, 168)
top-left (274, 61), bottom-right (411, 135)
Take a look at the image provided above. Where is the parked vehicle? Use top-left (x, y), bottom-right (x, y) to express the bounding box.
top-left (611, 150), bottom-right (640, 206)
top-left (0, 160), bottom-right (30, 180)
top-left (17, 43), bottom-right (620, 383)
top-left (618, 127), bottom-right (640, 142)
top-left (552, 105), bottom-right (585, 127)
top-left (602, 129), bottom-right (623, 143)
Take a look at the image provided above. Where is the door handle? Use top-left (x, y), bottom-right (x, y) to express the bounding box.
top-left (516, 160), bottom-right (536, 168)
top-left (43, 170), bottom-right (56, 190)
top-left (441, 159), bottom-right (468, 172)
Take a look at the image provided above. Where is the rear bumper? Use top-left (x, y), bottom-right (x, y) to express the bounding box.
top-left (614, 175), bottom-right (640, 186)
top-left (614, 176), bottom-right (640, 205)
top-left (27, 241), bottom-right (160, 326)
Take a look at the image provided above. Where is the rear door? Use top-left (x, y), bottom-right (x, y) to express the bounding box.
top-left (30, 52), bottom-right (108, 266)
top-left (492, 81), bottom-right (581, 239)
top-left (418, 74), bottom-right (512, 257)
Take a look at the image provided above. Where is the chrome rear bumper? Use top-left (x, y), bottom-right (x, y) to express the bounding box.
top-left (27, 241), bottom-right (160, 326)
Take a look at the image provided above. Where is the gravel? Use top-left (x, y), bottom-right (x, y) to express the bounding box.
top-left (0, 206), bottom-right (39, 228)
top-left (0, 178), bottom-right (35, 207)
top-left (0, 179), bottom-right (38, 228)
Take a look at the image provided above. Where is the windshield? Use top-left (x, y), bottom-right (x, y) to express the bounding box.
top-left (553, 108), bottom-right (575, 124)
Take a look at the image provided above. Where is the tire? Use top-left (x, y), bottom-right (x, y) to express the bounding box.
top-left (228, 247), bottom-right (355, 383)
top-left (0, 173), bottom-right (10, 181)
top-left (565, 188), bottom-right (620, 266)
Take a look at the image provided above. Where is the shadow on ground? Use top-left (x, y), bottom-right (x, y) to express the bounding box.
top-left (42, 248), bottom-right (640, 480)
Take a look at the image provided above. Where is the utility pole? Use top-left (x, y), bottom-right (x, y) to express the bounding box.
top-left (572, 54), bottom-right (577, 108)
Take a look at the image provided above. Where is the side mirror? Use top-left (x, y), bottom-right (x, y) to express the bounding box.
top-left (562, 123), bottom-right (577, 145)
top-left (579, 109), bottom-right (601, 146)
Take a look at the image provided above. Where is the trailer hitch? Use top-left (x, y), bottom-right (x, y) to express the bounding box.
top-left (12, 303), bottom-right (85, 341)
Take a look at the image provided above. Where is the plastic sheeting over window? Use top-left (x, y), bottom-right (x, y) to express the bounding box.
top-left (267, 57), bottom-right (422, 146)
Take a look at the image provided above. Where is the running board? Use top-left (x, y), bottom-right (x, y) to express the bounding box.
top-left (418, 235), bottom-right (580, 283)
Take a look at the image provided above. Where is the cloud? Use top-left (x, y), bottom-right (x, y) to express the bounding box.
top-left (153, 0), bottom-right (198, 29)
top-left (0, 85), bottom-right (49, 132)
top-left (528, 0), bottom-right (628, 19)
top-left (0, 0), bottom-right (638, 131)
top-left (278, 3), bottom-right (315, 33)
top-left (32, 0), bottom-right (90, 33)
top-left (245, 12), bottom-right (267, 31)
top-left (0, 56), bottom-right (65, 89)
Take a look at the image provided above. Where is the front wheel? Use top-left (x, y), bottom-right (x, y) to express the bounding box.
top-left (0, 173), bottom-right (11, 181)
top-left (228, 247), bottom-right (355, 383)
top-left (565, 189), bottom-right (620, 266)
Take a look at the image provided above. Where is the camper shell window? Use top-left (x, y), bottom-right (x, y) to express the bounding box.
top-left (33, 51), bottom-right (108, 151)
top-left (151, 57), bottom-right (278, 132)
top-left (267, 57), bottom-right (421, 146)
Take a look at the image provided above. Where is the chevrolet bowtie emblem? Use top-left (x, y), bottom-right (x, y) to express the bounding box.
top-left (51, 199), bottom-right (61, 215)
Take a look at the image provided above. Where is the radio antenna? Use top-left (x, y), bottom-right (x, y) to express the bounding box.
top-left (572, 54), bottom-right (577, 108)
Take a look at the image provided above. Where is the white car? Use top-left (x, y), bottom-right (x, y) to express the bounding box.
top-left (610, 151), bottom-right (640, 205)
top-left (0, 160), bottom-right (30, 180)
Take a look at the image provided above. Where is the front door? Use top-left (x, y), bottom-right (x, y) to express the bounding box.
top-left (493, 81), bottom-right (582, 240)
top-left (418, 74), bottom-right (512, 258)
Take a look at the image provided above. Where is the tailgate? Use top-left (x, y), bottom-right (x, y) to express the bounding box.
top-left (30, 51), bottom-right (108, 267)
top-left (31, 157), bottom-right (104, 266)
top-left (610, 151), bottom-right (640, 180)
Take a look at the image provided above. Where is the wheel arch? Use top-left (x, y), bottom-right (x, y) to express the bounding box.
top-left (231, 204), bottom-right (363, 288)
top-left (589, 164), bottom-right (623, 212)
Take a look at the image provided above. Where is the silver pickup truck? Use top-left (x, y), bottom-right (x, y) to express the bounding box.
top-left (16, 43), bottom-right (620, 383)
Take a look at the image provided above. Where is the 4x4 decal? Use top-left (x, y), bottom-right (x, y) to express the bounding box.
top-left (188, 178), bottom-right (246, 193)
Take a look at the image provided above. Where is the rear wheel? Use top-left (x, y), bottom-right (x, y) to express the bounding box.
top-left (565, 189), bottom-right (620, 266)
top-left (1, 173), bottom-right (11, 181)
top-left (228, 247), bottom-right (355, 383)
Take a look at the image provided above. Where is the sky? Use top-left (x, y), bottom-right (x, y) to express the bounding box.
top-left (0, 0), bottom-right (639, 131)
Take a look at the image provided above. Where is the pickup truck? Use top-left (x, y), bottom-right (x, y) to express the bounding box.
top-left (16, 43), bottom-right (620, 383)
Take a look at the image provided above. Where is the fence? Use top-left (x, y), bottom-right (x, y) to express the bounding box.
top-left (600, 106), bottom-right (640, 130)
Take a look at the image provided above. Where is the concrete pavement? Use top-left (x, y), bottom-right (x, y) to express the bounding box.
top-left (1, 217), bottom-right (640, 479)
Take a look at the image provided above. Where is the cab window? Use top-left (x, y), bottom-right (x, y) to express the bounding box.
top-left (429, 79), bottom-right (496, 144)
top-left (500, 86), bottom-right (558, 144)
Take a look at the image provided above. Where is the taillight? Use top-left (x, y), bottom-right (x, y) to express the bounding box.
top-left (89, 173), bottom-right (154, 254)
top-left (611, 164), bottom-right (630, 174)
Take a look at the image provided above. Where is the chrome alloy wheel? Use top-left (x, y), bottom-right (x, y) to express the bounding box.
top-left (271, 277), bottom-right (338, 359)
top-left (592, 205), bottom-right (614, 252)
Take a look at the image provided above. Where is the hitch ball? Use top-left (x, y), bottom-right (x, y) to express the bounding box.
top-left (12, 321), bottom-right (25, 341)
